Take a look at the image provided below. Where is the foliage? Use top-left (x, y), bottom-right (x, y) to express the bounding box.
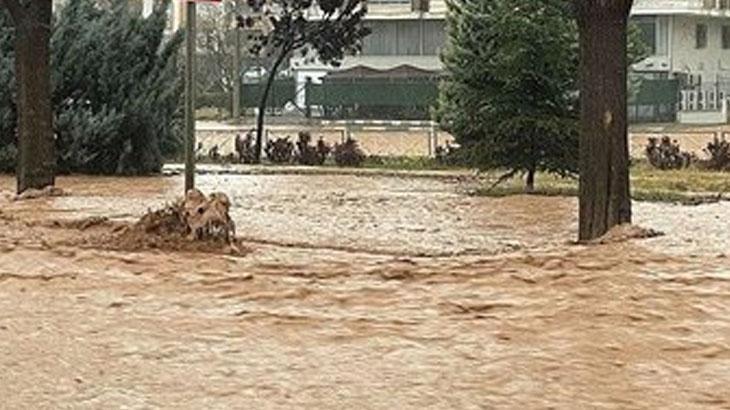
top-left (435, 0), bottom-right (649, 189)
top-left (236, 0), bottom-right (371, 162)
top-left (0, 0), bottom-right (183, 174)
top-left (333, 138), bottom-right (365, 167)
top-left (295, 131), bottom-right (330, 165)
top-left (264, 136), bottom-right (294, 163)
top-left (435, 0), bottom-right (579, 189)
top-left (235, 131), bottom-right (258, 163)
top-left (645, 137), bottom-right (694, 170)
top-left (434, 142), bottom-right (461, 167)
top-left (703, 136), bottom-right (730, 171)
top-left (0, 10), bottom-right (16, 173)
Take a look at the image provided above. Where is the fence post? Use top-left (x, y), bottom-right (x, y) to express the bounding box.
top-left (427, 124), bottom-right (434, 158)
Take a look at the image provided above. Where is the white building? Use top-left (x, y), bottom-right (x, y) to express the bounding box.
top-left (632, 0), bottom-right (730, 122)
top-left (290, 0), bottom-right (447, 108)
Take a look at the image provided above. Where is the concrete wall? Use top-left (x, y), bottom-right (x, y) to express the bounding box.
top-left (669, 15), bottom-right (730, 82)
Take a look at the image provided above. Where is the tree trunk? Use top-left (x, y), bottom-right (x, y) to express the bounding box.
top-left (525, 168), bottom-right (535, 193)
top-left (575, 0), bottom-right (633, 241)
top-left (8, 0), bottom-right (55, 194)
top-left (254, 52), bottom-right (287, 164)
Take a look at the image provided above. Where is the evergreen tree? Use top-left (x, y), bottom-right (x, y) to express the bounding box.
top-left (0, 0), bottom-right (183, 175)
top-left (0, 10), bottom-right (16, 173)
top-left (436, 0), bottom-right (647, 191)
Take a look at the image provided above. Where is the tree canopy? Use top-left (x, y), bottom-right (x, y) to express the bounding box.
top-left (237, 0), bottom-right (370, 162)
top-left (435, 0), bottom-right (648, 190)
top-left (0, 0), bottom-right (183, 175)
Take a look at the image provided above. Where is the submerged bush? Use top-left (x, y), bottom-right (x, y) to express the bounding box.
top-left (645, 136), bottom-right (693, 170)
top-left (333, 138), bottom-right (365, 167)
top-left (703, 136), bottom-right (730, 171)
top-left (234, 132), bottom-right (257, 164)
top-left (295, 132), bottom-right (330, 166)
top-left (264, 137), bottom-right (294, 164)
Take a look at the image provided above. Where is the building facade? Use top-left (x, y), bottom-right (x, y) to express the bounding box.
top-left (291, 0), bottom-right (730, 123)
top-left (290, 0), bottom-right (447, 109)
top-left (632, 0), bottom-right (730, 122)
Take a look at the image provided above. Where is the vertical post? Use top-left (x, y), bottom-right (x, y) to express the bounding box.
top-left (232, 0), bottom-right (242, 122)
top-left (305, 77), bottom-right (312, 120)
top-left (185, 0), bottom-right (196, 193)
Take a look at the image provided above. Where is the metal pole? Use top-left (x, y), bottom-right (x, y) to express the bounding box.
top-left (232, 0), bottom-right (242, 122)
top-left (185, 0), bottom-right (196, 193)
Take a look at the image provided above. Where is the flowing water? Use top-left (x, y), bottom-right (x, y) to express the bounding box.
top-left (0, 173), bottom-right (729, 409)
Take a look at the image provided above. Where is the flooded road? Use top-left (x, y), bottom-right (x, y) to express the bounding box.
top-left (1, 173), bottom-right (729, 409)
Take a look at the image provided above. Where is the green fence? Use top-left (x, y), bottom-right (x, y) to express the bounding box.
top-left (196, 79), bottom-right (297, 111)
top-left (242, 78), bottom-right (297, 108)
top-left (628, 78), bottom-right (679, 123)
top-left (306, 78), bottom-right (440, 120)
top-left (196, 76), bottom-right (680, 123)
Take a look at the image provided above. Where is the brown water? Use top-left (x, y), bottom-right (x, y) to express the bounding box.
top-left (1, 174), bottom-right (729, 409)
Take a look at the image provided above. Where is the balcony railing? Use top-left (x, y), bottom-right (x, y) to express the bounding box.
top-left (634, 0), bottom-right (730, 13)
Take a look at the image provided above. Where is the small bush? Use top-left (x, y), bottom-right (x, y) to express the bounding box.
top-left (435, 142), bottom-right (461, 166)
top-left (234, 132), bottom-right (258, 164)
top-left (703, 136), bottom-right (730, 171)
top-left (265, 137), bottom-right (294, 164)
top-left (295, 132), bottom-right (330, 166)
top-left (333, 138), bottom-right (366, 167)
top-left (645, 136), bottom-right (693, 170)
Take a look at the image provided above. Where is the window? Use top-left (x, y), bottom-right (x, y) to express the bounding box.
top-left (723, 26), bottom-right (730, 49)
top-left (696, 24), bottom-right (708, 49)
top-left (633, 17), bottom-right (657, 55)
top-left (361, 20), bottom-right (447, 56)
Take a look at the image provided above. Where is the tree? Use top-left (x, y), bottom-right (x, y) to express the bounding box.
top-left (1, 0), bottom-right (183, 175)
top-left (237, 0), bottom-right (370, 163)
top-left (196, 1), bottom-right (240, 107)
top-left (575, 0), bottom-right (634, 240)
top-left (436, 0), bottom-right (648, 193)
top-left (0, 0), bottom-right (55, 193)
top-left (195, 1), bottom-right (275, 116)
top-left (0, 10), bottom-right (17, 173)
top-left (435, 0), bottom-right (579, 192)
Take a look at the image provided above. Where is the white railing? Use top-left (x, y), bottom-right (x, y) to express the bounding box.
top-left (680, 88), bottom-right (728, 111)
top-left (634, 0), bottom-right (730, 14)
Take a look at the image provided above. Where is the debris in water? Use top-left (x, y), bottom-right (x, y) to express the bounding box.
top-left (13, 186), bottom-right (66, 201)
top-left (589, 224), bottom-right (664, 245)
top-left (108, 189), bottom-right (243, 255)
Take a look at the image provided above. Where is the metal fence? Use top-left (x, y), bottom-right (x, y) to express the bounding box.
top-left (628, 78), bottom-right (679, 123)
top-left (195, 77), bottom-right (682, 124)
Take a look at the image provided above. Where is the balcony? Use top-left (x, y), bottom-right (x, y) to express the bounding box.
top-left (633, 0), bottom-right (730, 16)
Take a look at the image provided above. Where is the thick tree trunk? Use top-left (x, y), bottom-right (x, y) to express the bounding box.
top-left (576, 0), bottom-right (633, 241)
top-left (7, 0), bottom-right (55, 194)
top-left (254, 52), bottom-right (287, 164)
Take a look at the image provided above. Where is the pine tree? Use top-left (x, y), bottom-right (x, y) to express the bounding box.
top-left (436, 0), bottom-right (647, 192)
top-left (0, 0), bottom-right (183, 175)
top-left (0, 10), bottom-right (16, 173)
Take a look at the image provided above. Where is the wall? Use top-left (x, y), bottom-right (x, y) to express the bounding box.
top-left (670, 14), bottom-right (730, 83)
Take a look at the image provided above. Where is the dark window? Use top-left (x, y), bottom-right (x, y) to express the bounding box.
top-left (696, 24), bottom-right (708, 49)
top-left (633, 17), bottom-right (657, 55)
top-left (723, 26), bottom-right (730, 49)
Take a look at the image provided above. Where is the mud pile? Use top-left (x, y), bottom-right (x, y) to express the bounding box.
top-left (589, 223), bottom-right (664, 245)
top-left (105, 189), bottom-right (245, 255)
top-left (13, 186), bottom-right (66, 201)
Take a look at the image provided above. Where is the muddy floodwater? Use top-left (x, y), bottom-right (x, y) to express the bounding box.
top-left (1, 172), bottom-right (729, 409)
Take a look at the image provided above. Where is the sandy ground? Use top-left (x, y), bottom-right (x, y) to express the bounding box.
top-left (1, 173), bottom-right (729, 409)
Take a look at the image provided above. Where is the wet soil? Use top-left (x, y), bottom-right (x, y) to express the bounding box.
top-left (1, 174), bottom-right (729, 409)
